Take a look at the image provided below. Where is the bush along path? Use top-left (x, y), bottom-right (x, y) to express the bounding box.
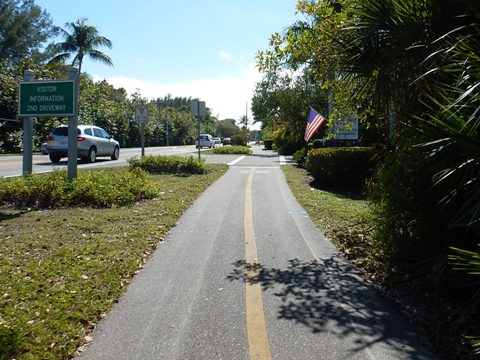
top-left (282, 163), bottom-right (479, 360)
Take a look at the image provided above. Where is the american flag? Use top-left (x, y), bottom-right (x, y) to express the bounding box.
top-left (304, 108), bottom-right (327, 142)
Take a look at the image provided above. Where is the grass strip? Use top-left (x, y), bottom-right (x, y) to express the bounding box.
top-left (281, 165), bottom-right (381, 275)
top-left (0, 164), bottom-right (227, 359)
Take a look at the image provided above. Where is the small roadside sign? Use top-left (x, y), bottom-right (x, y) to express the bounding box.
top-left (191, 100), bottom-right (205, 118)
top-left (135, 105), bottom-right (149, 124)
top-left (18, 80), bottom-right (75, 117)
top-left (332, 116), bottom-right (359, 140)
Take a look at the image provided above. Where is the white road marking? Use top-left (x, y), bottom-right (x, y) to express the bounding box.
top-left (228, 156), bottom-right (246, 166)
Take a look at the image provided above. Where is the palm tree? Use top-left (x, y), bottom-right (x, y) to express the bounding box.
top-left (48, 17), bottom-right (112, 78)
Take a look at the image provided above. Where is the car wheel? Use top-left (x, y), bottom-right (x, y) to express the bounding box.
top-left (111, 146), bottom-right (120, 160)
top-left (49, 154), bottom-right (61, 163)
top-left (87, 147), bottom-right (97, 163)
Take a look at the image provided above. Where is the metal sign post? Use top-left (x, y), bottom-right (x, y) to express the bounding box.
top-left (135, 105), bottom-right (149, 157)
top-left (191, 100), bottom-right (205, 160)
top-left (22, 70), bottom-right (35, 174)
top-left (67, 67), bottom-right (79, 182)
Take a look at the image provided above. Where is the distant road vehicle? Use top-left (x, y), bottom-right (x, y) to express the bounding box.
top-left (222, 137), bottom-right (231, 146)
top-left (213, 137), bottom-right (221, 145)
top-left (195, 134), bottom-right (215, 149)
top-left (47, 125), bottom-right (120, 163)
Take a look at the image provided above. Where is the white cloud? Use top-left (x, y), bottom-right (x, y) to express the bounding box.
top-left (93, 64), bottom-right (262, 126)
top-left (218, 50), bottom-right (232, 61)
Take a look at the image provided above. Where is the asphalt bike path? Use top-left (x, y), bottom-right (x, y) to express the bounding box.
top-left (77, 147), bottom-right (436, 360)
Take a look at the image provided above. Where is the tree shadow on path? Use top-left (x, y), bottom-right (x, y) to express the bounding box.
top-left (228, 256), bottom-right (435, 359)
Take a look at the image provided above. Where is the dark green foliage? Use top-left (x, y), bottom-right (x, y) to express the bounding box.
top-left (305, 147), bottom-right (375, 190)
top-left (0, 324), bottom-right (21, 360)
top-left (156, 94), bottom-right (194, 111)
top-left (293, 147), bottom-right (308, 165)
top-left (263, 140), bottom-right (273, 150)
top-left (212, 146), bottom-right (252, 155)
top-left (368, 144), bottom-right (447, 270)
top-left (0, 168), bottom-right (157, 208)
top-left (311, 139), bottom-right (323, 149)
top-left (0, 59), bottom-right (61, 152)
top-left (216, 119), bottom-right (240, 139)
top-left (277, 142), bottom-right (302, 155)
top-left (0, 0), bottom-right (54, 64)
top-left (231, 133), bottom-right (248, 146)
top-left (128, 155), bottom-right (210, 175)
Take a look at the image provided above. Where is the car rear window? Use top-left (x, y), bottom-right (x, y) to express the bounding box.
top-left (52, 127), bottom-right (80, 136)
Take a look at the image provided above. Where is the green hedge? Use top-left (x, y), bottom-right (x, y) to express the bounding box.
top-left (128, 155), bottom-right (210, 174)
top-left (263, 140), bottom-right (273, 150)
top-left (305, 147), bottom-right (375, 190)
top-left (212, 146), bottom-right (252, 155)
top-left (0, 168), bottom-right (157, 208)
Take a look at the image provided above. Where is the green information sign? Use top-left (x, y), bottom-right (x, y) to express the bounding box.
top-left (18, 80), bottom-right (75, 117)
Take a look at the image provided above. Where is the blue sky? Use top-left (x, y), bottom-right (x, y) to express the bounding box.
top-left (35, 0), bottom-right (299, 122)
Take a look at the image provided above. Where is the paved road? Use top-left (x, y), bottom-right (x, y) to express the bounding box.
top-left (0, 145), bottom-right (201, 178)
top-left (77, 146), bottom-right (435, 360)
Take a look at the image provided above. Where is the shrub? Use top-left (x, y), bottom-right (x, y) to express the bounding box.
top-left (305, 147), bottom-right (375, 190)
top-left (128, 155), bottom-right (210, 174)
top-left (293, 147), bottom-right (308, 166)
top-left (368, 144), bottom-right (449, 271)
top-left (277, 142), bottom-right (302, 155)
top-left (263, 140), bottom-right (273, 150)
top-left (231, 133), bottom-right (248, 146)
top-left (68, 168), bottom-right (157, 207)
top-left (0, 168), bottom-right (157, 208)
top-left (311, 139), bottom-right (324, 149)
top-left (213, 146), bottom-right (252, 155)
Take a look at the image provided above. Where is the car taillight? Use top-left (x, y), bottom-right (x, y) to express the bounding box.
top-left (77, 136), bottom-right (86, 141)
top-left (47, 136), bottom-right (54, 141)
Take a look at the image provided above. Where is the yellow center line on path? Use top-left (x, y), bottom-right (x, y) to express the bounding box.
top-left (244, 168), bottom-right (272, 360)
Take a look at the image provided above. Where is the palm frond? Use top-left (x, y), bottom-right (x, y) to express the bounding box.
top-left (47, 52), bottom-right (72, 65)
top-left (87, 49), bottom-right (113, 66)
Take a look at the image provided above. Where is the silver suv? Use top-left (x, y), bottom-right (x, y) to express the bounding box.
top-left (47, 125), bottom-right (120, 163)
top-left (195, 134), bottom-right (215, 149)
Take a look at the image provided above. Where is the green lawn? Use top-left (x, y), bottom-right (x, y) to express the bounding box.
top-left (281, 165), bottom-right (381, 274)
top-left (0, 165), bottom-right (227, 359)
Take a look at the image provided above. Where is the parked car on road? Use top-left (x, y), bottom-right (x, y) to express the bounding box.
top-left (195, 134), bottom-right (215, 149)
top-left (222, 137), bottom-right (231, 146)
top-left (46, 125), bottom-right (120, 163)
top-left (41, 142), bottom-right (48, 155)
top-left (213, 137), bottom-right (221, 145)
